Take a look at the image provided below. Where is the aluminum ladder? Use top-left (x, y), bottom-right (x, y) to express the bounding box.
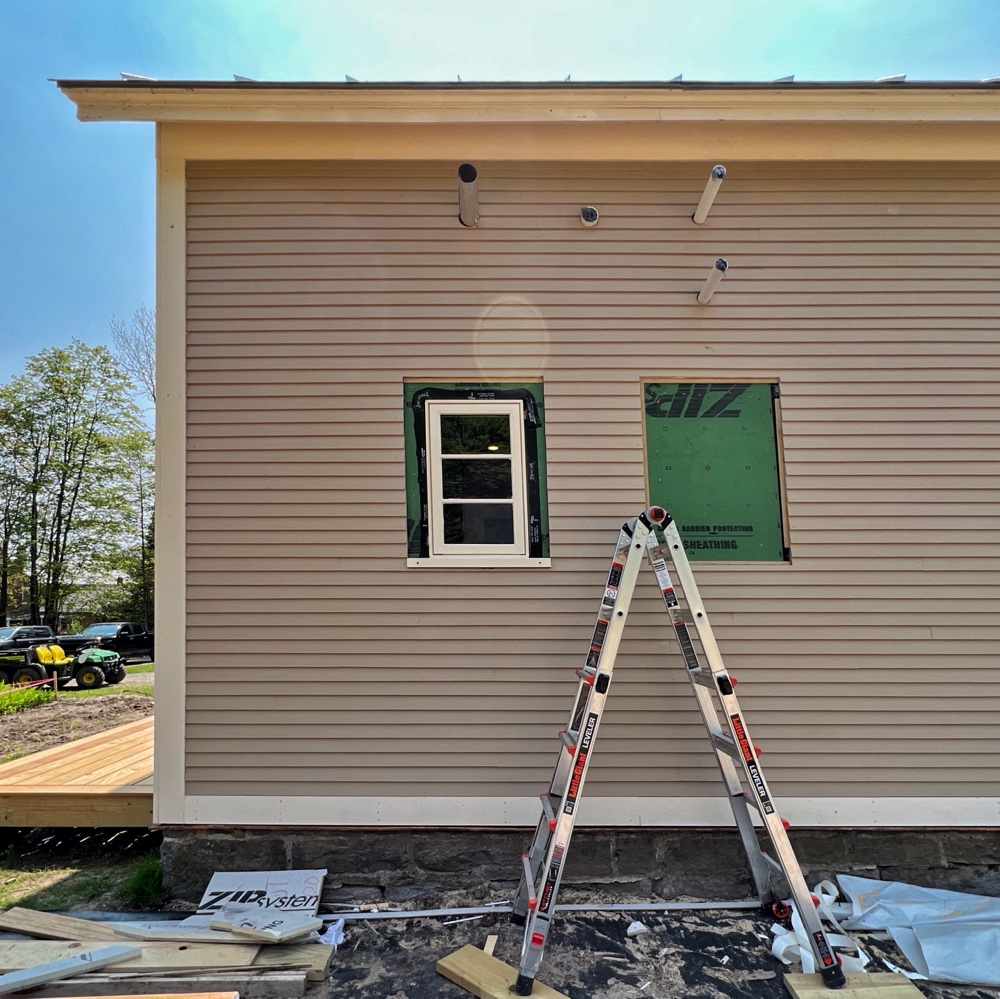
top-left (510, 506), bottom-right (847, 994)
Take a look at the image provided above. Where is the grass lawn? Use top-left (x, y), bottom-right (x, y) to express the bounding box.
top-left (127, 663), bottom-right (155, 674)
top-left (0, 831), bottom-right (166, 911)
top-left (59, 684), bottom-right (154, 699)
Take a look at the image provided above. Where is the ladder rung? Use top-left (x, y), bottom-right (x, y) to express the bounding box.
top-left (540, 794), bottom-right (556, 823)
top-left (761, 852), bottom-right (783, 875)
top-left (691, 670), bottom-right (716, 689)
top-left (710, 732), bottom-right (742, 760)
top-left (521, 855), bottom-right (538, 903)
top-left (559, 730), bottom-right (577, 751)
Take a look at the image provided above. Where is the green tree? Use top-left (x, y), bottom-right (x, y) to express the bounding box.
top-left (3, 342), bottom-right (152, 627)
top-left (0, 391), bottom-right (28, 624)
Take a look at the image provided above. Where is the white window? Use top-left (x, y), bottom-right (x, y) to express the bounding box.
top-left (421, 399), bottom-right (540, 566)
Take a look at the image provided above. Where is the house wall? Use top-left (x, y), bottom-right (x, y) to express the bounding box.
top-left (176, 158), bottom-right (1000, 827)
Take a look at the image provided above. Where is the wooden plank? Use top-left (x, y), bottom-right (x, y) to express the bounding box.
top-left (436, 944), bottom-right (570, 999)
top-left (113, 925), bottom-right (255, 945)
top-left (16, 970), bottom-right (306, 998)
top-left (252, 941), bottom-right (334, 982)
top-left (0, 941), bottom-right (260, 972)
top-left (483, 935), bottom-right (498, 956)
top-left (210, 911), bottom-right (321, 943)
top-left (0, 908), bottom-right (118, 941)
top-left (48, 994), bottom-right (236, 999)
top-left (784, 973), bottom-right (927, 999)
top-left (0, 944), bottom-right (141, 996)
top-left (0, 790), bottom-right (153, 828)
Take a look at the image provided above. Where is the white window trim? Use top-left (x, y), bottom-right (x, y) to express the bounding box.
top-left (413, 399), bottom-right (550, 567)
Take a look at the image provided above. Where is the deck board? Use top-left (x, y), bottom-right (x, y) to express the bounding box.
top-left (0, 718), bottom-right (153, 827)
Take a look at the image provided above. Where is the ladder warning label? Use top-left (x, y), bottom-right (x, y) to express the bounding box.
top-left (565, 714), bottom-right (597, 816)
top-left (729, 714), bottom-right (774, 814)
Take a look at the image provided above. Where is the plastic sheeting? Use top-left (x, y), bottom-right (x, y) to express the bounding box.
top-left (837, 874), bottom-right (1000, 986)
top-left (770, 880), bottom-right (869, 975)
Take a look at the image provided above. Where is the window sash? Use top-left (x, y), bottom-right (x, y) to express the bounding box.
top-left (426, 400), bottom-right (527, 556)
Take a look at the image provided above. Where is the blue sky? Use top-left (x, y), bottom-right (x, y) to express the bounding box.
top-left (2, 0), bottom-right (999, 384)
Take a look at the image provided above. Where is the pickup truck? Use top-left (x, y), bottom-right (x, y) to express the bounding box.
top-left (58, 622), bottom-right (154, 663)
top-left (0, 625), bottom-right (57, 652)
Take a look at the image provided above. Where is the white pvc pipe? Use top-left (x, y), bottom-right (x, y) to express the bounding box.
top-left (457, 163), bottom-right (479, 227)
top-left (697, 258), bottom-right (729, 304)
top-left (692, 165), bottom-right (727, 224)
top-left (322, 897), bottom-right (761, 921)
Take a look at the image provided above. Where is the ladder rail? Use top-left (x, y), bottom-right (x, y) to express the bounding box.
top-left (654, 514), bottom-right (846, 988)
top-left (513, 514), bottom-right (655, 995)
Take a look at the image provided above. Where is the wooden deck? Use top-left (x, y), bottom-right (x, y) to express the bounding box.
top-left (0, 717), bottom-right (153, 827)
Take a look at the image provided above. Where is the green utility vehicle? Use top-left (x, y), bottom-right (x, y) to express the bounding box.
top-left (0, 645), bottom-right (126, 689)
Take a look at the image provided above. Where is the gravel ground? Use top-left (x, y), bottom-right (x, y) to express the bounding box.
top-left (311, 903), bottom-right (998, 999)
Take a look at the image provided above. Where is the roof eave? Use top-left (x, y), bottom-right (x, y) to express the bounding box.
top-left (54, 80), bottom-right (1000, 125)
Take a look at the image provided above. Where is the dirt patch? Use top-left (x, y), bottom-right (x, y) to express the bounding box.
top-left (0, 695), bottom-right (153, 761)
top-left (311, 905), bottom-right (992, 999)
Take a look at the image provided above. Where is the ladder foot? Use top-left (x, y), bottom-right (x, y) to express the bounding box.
top-left (821, 963), bottom-right (847, 989)
top-left (514, 972), bottom-right (535, 995)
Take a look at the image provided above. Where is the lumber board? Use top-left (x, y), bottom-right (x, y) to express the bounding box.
top-left (437, 944), bottom-right (571, 999)
top-left (0, 908), bottom-right (118, 941)
top-left (483, 934), bottom-right (498, 956)
top-left (113, 924), bottom-right (257, 944)
top-left (112, 925), bottom-right (242, 944)
top-left (0, 791), bottom-right (153, 828)
top-left (0, 944), bottom-right (141, 995)
top-left (784, 973), bottom-right (927, 999)
top-left (49, 995), bottom-right (236, 999)
top-left (0, 940), bottom-right (260, 972)
top-left (252, 941), bottom-right (335, 982)
top-left (45, 994), bottom-right (236, 999)
top-left (211, 911), bottom-right (321, 943)
top-left (15, 970), bottom-right (307, 998)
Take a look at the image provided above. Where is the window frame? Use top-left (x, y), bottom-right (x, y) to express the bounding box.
top-left (425, 400), bottom-right (528, 558)
top-left (405, 387), bottom-right (551, 569)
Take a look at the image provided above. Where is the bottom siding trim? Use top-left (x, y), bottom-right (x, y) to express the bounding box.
top-left (178, 795), bottom-right (1000, 827)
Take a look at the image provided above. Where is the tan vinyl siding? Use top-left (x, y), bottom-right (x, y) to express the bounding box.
top-left (185, 161), bottom-right (1000, 801)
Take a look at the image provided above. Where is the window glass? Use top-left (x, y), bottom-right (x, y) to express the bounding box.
top-left (441, 414), bottom-right (511, 455)
top-left (444, 504), bottom-right (516, 544)
top-left (442, 459), bottom-right (513, 499)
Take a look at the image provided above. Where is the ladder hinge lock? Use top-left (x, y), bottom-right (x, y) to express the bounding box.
top-left (596, 674), bottom-right (610, 694)
top-left (717, 676), bottom-right (734, 695)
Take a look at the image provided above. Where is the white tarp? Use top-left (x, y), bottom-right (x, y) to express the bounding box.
top-left (837, 874), bottom-right (1000, 986)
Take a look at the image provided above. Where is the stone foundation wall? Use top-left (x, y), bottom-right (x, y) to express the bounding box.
top-left (161, 828), bottom-right (1000, 906)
